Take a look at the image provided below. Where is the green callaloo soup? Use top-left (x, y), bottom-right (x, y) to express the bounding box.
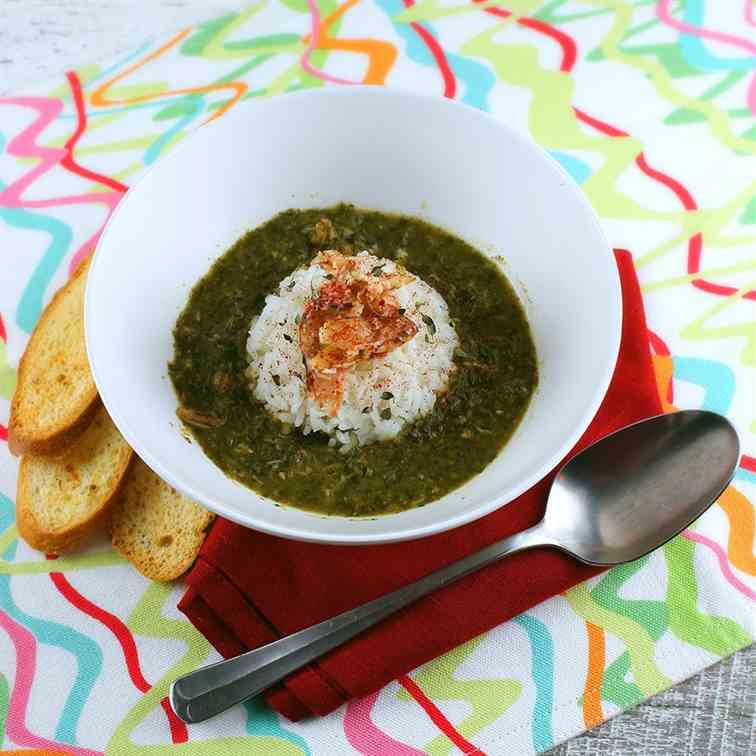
top-left (169, 205), bottom-right (537, 516)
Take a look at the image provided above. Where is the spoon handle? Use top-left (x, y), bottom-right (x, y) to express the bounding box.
top-left (170, 524), bottom-right (548, 723)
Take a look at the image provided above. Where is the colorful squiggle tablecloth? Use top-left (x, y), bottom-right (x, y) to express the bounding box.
top-left (0, 1), bottom-right (754, 753)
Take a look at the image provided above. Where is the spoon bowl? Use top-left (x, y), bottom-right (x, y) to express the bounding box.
top-left (543, 410), bottom-right (740, 564)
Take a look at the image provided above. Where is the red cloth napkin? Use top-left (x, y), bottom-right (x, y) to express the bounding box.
top-left (179, 249), bottom-right (661, 721)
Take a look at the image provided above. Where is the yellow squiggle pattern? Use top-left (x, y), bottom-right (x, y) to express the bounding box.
top-left (106, 583), bottom-right (302, 755)
top-left (396, 637), bottom-right (521, 756)
top-left (0, 526), bottom-right (126, 574)
top-left (565, 584), bottom-right (672, 695)
top-left (580, 0), bottom-right (756, 154)
top-left (681, 281), bottom-right (756, 366)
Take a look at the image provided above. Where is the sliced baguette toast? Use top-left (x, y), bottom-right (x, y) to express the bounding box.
top-left (16, 406), bottom-right (133, 553)
top-left (111, 459), bottom-right (215, 582)
top-left (9, 257), bottom-right (99, 457)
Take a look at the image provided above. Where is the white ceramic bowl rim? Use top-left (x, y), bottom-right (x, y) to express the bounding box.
top-left (86, 86), bottom-right (621, 544)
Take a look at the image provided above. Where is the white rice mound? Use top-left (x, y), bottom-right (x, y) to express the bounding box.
top-left (246, 251), bottom-right (459, 450)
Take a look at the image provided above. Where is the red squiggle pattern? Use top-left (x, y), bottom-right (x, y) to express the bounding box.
top-left (398, 675), bottom-right (485, 755)
top-left (403, 0), bottom-right (456, 98)
top-left (62, 71), bottom-right (128, 274)
top-left (49, 570), bottom-right (188, 744)
top-left (63, 72), bottom-right (129, 194)
top-left (741, 455), bottom-right (756, 474)
top-left (473, 0), bottom-right (576, 74)
top-left (648, 329), bottom-right (672, 357)
top-left (0, 82), bottom-right (124, 278)
top-left (478, 3), bottom-right (755, 303)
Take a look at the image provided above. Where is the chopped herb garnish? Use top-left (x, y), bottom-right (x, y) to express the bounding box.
top-left (421, 314), bottom-right (437, 336)
top-left (283, 334), bottom-right (292, 342)
top-left (287, 280), bottom-right (296, 290)
top-left (294, 314), bottom-right (301, 325)
top-left (380, 408), bottom-right (392, 420)
top-left (381, 391), bottom-right (394, 400)
top-left (370, 263), bottom-right (386, 276)
top-left (272, 374), bottom-right (281, 386)
top-left (362, 406), bottom-right (371, 414)
top-left (398, 308), bottom-right (406, 315)
top-left (324, 273), bottom-right (334, 280)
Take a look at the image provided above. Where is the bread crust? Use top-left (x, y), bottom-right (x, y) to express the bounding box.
top-left (15, 436), bottom-right (134, 554)
top-left (9, 396), bottom-right (101, 457)
top-left (8, 257), bottom-right (98, 457)
top-left (111, 461), bottom-right (215, 581)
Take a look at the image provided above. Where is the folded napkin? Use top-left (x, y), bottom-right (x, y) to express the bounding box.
top-left (179, 249), bottom-right (661, 721)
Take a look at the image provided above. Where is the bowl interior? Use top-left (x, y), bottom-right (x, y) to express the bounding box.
top-left (86, 88), bottom-right (620, 544)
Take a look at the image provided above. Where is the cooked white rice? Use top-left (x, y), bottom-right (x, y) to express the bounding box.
top-left (246, 251), bottom-right (459, 450)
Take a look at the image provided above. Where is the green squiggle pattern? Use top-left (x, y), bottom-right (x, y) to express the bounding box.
top-left (592, 557), bottom-right (668, 641)
top-left (565, 584), bottom-right (671, 695)
top-left (664, 538), bottom-right (751, 656)
top-left (601, 652), bottom-right (643, 709)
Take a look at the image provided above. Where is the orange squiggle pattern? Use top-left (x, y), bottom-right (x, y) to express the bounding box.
top-left (303, 0), bottom-right (398, 84)
top-left (651, 354), bottom-right (675, 412)
top-left (718, 487), bottom-right (756, 576)
top-left (583, 622), bottom-right (605, 729)
top-left (90, 30), bottom-right (247, 122)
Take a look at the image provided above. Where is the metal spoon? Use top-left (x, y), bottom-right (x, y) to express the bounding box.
top-left (170, 410), bottom-right (739, 723)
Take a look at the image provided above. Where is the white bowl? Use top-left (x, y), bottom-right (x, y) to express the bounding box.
top-left (86, 88), bottom-right (620, 545)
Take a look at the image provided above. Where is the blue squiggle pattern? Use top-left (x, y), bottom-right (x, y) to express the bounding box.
top-left (0, 494), bottom-right (103, 743)
top-left (376, 0), bottom-right (495, 110)
top-left (679, 0), bottom-right (756, 72)
top-left (144, 96), bottom-right (204, 165)
top-left (446, 51), bottom-right (496, 111)
top-left (735, 467), bottom-right (756, 484)
top-left (244, 696), bottom-right (311, 754)
top-left (88, 41), bottom-right (156, 86)
top-left (549, 150), bottom-right (591, 184)
top-left (0, 136), bottom-right (72, 334)
top-left (513, 613), bottom-right (554, 752)
top-left (672, 356), bottom-right (735, 415)
top-left (0, 494), bottom-right (16, 535)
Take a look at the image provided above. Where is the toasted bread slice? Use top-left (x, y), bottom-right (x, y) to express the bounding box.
top-left (9, 257), bottom-right (99, 457)
top-left (16, 407), bottom-right (133, 553)
top-left (111, 459), bottom-right (215, 582)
